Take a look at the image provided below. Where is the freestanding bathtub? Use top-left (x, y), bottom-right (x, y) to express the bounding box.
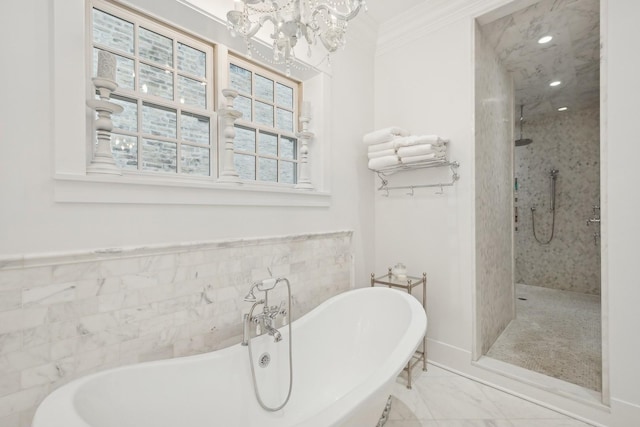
top-left (32, 286), bottom-right (427, 427)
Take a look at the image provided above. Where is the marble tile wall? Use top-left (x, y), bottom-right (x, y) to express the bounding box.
top-left (475, 24), bottom-right (515, 355)
top-left (515, 105), bottom-right (600, 294)
top-left (0, 231), bottom-right (353, 426)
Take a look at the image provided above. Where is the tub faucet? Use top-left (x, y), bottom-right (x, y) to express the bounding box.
top-left (263, 320), bottom-right (282, 342)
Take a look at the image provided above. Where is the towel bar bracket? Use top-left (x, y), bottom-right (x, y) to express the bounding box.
top-left (376, 160), bottom-right (460, 196)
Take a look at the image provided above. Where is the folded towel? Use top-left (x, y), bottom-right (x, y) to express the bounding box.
top-left (368, 155), bottom-right (400, 170)
top-left (367, 140), bottom-right (398, 153)
top-left (368, 148), bottom-right (396, 159)
top-left (394, 135), bottom-right (446, 148)
top-left (397, 144), bottom-right (445, 158)
top-left (363, 127), bottom-right (410, 146)
top-left (400, 152), bottom-right (446, 164)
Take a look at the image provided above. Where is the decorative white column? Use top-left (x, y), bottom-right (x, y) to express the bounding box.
top-left (295, 101), bottom-right (314, 190)
top-left (218, 89), bottom-right (243, 184)
top-left (87, 51), bottom-right (123, 176)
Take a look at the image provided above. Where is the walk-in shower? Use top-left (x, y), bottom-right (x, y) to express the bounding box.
top-left (531, 169), bottom-right (559, 244)
top-left (476, 0), bottom-right (602, 396)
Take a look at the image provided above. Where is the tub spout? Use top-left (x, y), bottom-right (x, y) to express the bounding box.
top-left (264, 322), bottom-right (282, 343)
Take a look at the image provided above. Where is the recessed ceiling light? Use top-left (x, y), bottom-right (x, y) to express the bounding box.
top-left (538, 36), bottom-right (553, 44)
top-left (550, 80), bottom-right (562, 87)
top-left (558, 106), bottom-right (568, 111)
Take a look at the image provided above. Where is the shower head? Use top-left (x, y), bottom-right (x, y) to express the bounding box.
top-left (243, 288), bottom-right (257, 302)
top-left (515, 105), bottom-right (533, 147)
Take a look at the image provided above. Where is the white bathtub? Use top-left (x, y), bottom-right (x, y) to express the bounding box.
top-left (32, 286), bottom-right (427, 427)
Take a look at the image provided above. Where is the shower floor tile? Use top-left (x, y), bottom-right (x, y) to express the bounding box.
top-left (486, 284), bottom-right (601, 391)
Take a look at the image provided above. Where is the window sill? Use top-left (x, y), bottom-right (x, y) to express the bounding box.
top-left (53, 173), bottom-right (330, 207)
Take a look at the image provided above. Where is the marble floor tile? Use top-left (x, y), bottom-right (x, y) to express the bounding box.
top-left (478, 383), bottom-right (568, 419)
top-left (386, 365), bottom-right (594, 427)
top-left (507, 420), bottom-right (593, 427)
top-left (413, 375), bottom-right (505, 420)
top-left (433, 421), bottom-right (514, 427)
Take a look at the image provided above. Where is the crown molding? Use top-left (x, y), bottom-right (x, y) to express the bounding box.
top-left (376, 0), bottom-right (513, 57)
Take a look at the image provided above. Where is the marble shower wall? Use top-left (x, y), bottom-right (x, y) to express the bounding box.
top-left (0, 231), bottom-right (353, 426)
top-left (515, 105), bottom-right (600, 294)
top-left (475, 24), bottom-right (515, 355)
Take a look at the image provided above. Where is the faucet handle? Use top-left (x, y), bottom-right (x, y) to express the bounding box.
top-left (269, 301), bottom-right (285, 318)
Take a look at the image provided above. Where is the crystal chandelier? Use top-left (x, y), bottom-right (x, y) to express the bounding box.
top-left (227, 0), bottom-right (367, 74)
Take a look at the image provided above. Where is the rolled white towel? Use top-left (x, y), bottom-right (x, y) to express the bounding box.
top-left (394, 135), bottom-right (446, 148)
top-left (368, 155), bottom-right (400, 170)
top-left (400, 152), bottom-right (446, 164)
top-left (367, 140), bottom-right (397, 153)
top-left (368, 148), bottom-right (396, 159)
top-left (397, 144), bottom-right (445, 158)
top-left (363, 127), bottom-right (410, 146)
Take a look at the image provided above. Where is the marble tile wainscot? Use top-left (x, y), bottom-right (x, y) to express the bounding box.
top-left (0, 231), bottom-right (354, 426)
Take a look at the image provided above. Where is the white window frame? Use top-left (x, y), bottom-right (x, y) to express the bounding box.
top-left (229, 55), bottom-right (300, 186)
top-left (51, 0), bottom-right (330, 207)
top-left (90, 1), bottom-right (216, 177)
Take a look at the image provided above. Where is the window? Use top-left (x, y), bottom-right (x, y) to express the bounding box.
top-left (90, 3), bottom-right (214, 176)
top-left (228, 57), bottom-right (300, 184)
top-left (55, 0), bottom-right (328, 205)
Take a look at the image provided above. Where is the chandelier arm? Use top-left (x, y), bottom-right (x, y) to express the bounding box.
top-left (243, 13), bottom-right (280, 39)
top-left (311, 0), bottom-right (364, 23)
top-left (318, 33), bottom-right (336, 52)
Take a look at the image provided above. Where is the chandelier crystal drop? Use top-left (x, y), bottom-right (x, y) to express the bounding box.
top-left (227, 0), bottom-right (367, 74)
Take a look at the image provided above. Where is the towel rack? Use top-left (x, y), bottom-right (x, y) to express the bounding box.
top-left (375, 160), bottom-right (460, 195)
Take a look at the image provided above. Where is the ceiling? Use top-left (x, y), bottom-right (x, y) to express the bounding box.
top-left (479, 0), bottom-right (600, 119)
top-left (364, 0), bottom-right (427, 26)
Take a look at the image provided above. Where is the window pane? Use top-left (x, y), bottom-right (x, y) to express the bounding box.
top-left (255, 101), bottom-right (273, 127)
top-left (234, 126), bottom-right (255, 152)
top-left (276, 83), bottom-right (293, 108)
top-left (178, 43), bottom-right (206, 78)
top-left (111, 96), bottom-right (138, 132)
top-left (181, 113), bottom-right (209, 145)
top-left (181, 145), bottom-right (210, 176)
top-left (139, 27), bottom-right (173, 67)
top-left (280, 137), bottom-right (296, 160)
top-left (276, 108), bottom-right (293, 132)
top-left (111, 134), bottom-right (138, 170)
top-left (92, 49), bottom-right (135, 89)
top-left (142, 103), bottom-right (176, 138)
top-left (92, 9), bottom-right (134, 54)
top-left (279, 161), bottom-right (296, 184)
top-left (258, 158), bottom-right (277, 182)
top-left (178, 76), bottom-right (206, 108)
top-left (234, 153), bottom-right (255, 180)
top-left (235, 96), bottom-right (252, 121)
top-left (140, 63), bottom-right (173, 100)
top-left (255, 74), bottom-right (273, 101)
top-left (258, 132), bottom-right (277, 156)
top-left (142, 139), bottom-right (177, 172)
top-left (229, 64), bottom-right (251, 94)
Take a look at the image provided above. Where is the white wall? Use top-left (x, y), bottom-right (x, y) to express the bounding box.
top-left (0, 0), bottom-right (376, 285)
top-left (605, 0), bottom-right (640, 421)
top-left (374, 0), bottom-right (640, 425)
